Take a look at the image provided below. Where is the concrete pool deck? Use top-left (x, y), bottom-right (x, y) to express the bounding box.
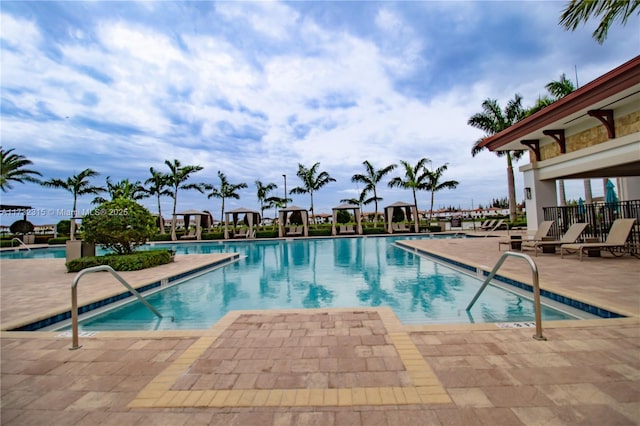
top-left (1, 235), bottom-right (639, 425)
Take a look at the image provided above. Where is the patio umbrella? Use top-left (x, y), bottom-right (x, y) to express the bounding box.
top-left (605, 179), bottom-right (618, 205)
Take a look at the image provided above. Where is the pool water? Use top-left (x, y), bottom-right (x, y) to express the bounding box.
top-left (63, 237), bottom-right (577, 331)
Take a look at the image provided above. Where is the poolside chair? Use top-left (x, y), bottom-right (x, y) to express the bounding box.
top-left (521, 222), bottom-right (588, 256)
top-left (339, 225), bottom-right (355, 235)
top-left (179, 228), bottom-right (197, 240)
top-left (480, 219), bottom-right (496, 230)
top-left (498, 220), bottom-right (554, 250)
top-left (560, 218), bottom-right (637, 261)
top-left (287, 226), bottom-right (303, 237)
top-left (233, 228), bottom-right (249, 239)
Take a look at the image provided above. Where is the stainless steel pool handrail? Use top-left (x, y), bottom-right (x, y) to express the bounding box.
top-left (10, 237), bottom-right (31, 252)
top-left (70, 265), bottom-right (163, 350)
top-left (466, 251), bottom-right (546, 341)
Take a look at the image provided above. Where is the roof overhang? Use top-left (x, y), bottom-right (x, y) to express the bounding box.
top-left (479, 55), bottom-right (640, 153)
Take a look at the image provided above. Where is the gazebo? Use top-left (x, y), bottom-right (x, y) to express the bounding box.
top-left (384, 201), bottom-right (419, 233)
top-left (278, 206), bottom-right (309, 237)
top-left (171, 209), bottom-right (211, 241)
top-left (331, 203), bottom-right (362, 235)
top-left (224, 207), bottom-right (260, 239)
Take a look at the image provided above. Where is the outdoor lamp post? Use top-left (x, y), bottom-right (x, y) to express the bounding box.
top-left (282, 174), bottom-right (287, 208)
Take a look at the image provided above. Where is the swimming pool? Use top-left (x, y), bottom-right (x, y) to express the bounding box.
top-left (55, 236), bottom-right (583, 331)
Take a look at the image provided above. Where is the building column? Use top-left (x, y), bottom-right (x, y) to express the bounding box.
top-left (523, 167), bottom-right (557, 231)
top-left (617, 177), bottom-right (640, 201)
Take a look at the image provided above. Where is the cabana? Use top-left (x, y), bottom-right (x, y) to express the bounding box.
top-left (172, 209), bottom-right (211, 241)
top-left (278, 206), bottom-right (309, 237)
top-left (224, 207), bottom-right (260, 239)
top-left (331, 203), bottom-right (362, 235)
top-left (384, 201), bottom-right (419, 233)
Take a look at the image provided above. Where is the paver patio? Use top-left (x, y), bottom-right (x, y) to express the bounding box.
top-left (1, 234), bottom-right (638, 425)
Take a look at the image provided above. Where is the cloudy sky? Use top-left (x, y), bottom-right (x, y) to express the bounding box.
top-left (1, 1), bottom-right (638, 225)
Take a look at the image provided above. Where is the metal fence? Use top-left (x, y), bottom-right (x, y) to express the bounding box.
top-left (543, 200), bottom-right (640, 251)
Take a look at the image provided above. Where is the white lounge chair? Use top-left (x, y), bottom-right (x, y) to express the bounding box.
top-left (561, 218), bottom-right (636, 261)
top-left (522, 222), bottom-right (588, 256)
top-left (498, 220), bottom-right (554, 250)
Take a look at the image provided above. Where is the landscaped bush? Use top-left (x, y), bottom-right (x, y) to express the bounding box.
top-left (82, 199), bottom-right (156, 254)
top-left (428, 225), bottom-right (442, 232)
top-left (202, 232), bottom-right (224, 240)
top-left (56, 219), bottom-right (71, 235)
top-left (256, 230), bottom-right (278, 238)
top-left (149, 233), bottom-right (173, 241)
top-left (48, 237), bottom-right (70, 245)
top-left (363, 227), bottom-right (386, 235)
top-left (308, 227), bottom-right (331, 237)
top-left (66, 249), bottom-right (172, 273)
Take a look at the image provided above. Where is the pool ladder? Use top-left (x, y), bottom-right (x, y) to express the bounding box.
top-left (466, 251), bottom-right (546, 341)
top-left (69, 265), bottom-right (163, 350)
top-left (10, 238), bottom-right (31, 252)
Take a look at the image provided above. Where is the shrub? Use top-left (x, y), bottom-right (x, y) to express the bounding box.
top-left (82, 199), bottom-right (156, 255)
top-left (10, 219), bottom-right (34, 235)
top-left (56, 219), bottom-right (71, 235)
top-left (149, 233), bottom-right (173, 242)
top-left (336, 210), bottom-right (351, 224)
top-left (363, 227), bottom-right (386, 235)
top-left (255, 230), bottom-right (278, 238)
top-left (66, 249), bottom-right (172, 272)
top-left (202, 232), bottom-right (224, 240)
top-left (308, 227), bottom-right (331, 237)
top-left (48, 237), bottom-right (70, 245)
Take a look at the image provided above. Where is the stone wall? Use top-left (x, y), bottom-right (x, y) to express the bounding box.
top-left (538, 110), bottom-right (639, 161)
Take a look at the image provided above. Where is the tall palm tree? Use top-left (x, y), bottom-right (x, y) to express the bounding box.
top-left (425, 163), bottom-right (459, 222)
top-left (145, 167), bottom-right (171, 234)
top-left (164, 159), bottom-right (204, 240)
top-left (0, 147), bottom-right (42, 192)
top-left (351, 160), bottom-right (397, 226)
top-left (388, 158), bottom-right (430, 214)
top-left (92, 177), bottom-right (148, 204)
top-left (255, 180), bottom-right (278, 221)
top-left (41, 168), bottom-right (105, 240)
top-left (559, 0), bottom-right (639, 44)
top-left (206, 171), bottom-right (248, 223)
top-left (468, 95), bottom-right (526, 223)
top-left (290, 162), bottom-right (336, 227)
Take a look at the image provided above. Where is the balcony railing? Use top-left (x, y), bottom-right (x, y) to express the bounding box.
top-left (543, 200), bottom-right (639, 251)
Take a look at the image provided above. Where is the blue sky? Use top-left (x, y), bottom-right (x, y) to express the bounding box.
top-left (1, 1), bottom-right (638, 225)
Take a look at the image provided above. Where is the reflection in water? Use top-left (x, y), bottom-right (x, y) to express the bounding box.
top-left (76, 237), bottom-right (575, 331)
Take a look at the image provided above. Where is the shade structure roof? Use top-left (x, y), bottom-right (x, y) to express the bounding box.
top-left (332, 203), bottom-right (359, 210)
top-left (279, 205), bottom-right (307, 212)
top-left (174, 209), bottom-right (209, 216)
top-left (384, 201), bottom-right (414, 208)
top-left (226, 207), bottom-right (260, 214)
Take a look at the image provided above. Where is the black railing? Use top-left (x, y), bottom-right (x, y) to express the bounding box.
top-left (543, 200), bottom-right (639, 251)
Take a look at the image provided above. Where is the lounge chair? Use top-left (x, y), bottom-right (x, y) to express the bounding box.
top-left (392, 223), bottom-right (410, 233)
top-left (233, 228), bottom-right (250, 239)
top-left (498, 220), bottom-right (554, 250)
top-left (480, 219), bottom-right (496, 230)
top-left (522, 222), bottom-right (588, 256)
top-left (287, 226), bottom-right (303, 237)
top-left (180, 228), bottom-right (197, 240)
top-left (339, 225), bottom-right (355, 235)
top-left (560, 218), bottom-right (636, 261)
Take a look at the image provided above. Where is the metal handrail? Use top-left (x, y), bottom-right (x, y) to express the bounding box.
top-left (10, 238), bottom-right (31, 252)
top-left (70, 265), bottom-right (163, 350)
top-left (466, 251), bottom-right (546, 341)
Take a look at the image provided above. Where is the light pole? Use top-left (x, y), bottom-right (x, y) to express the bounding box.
top-left (282, 174), bottom-right (287, 207)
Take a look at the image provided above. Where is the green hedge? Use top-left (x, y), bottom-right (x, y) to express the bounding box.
top-left (66, 249), bottom-right (172, 273)
top-left (149, 233), bottom-right (174, 241)
top-left (256, 230), bottom-right (278, 238)
top-left (308, 228), bottom-right (331, 237)
top-left (48, 237), bottom-right (70, 245)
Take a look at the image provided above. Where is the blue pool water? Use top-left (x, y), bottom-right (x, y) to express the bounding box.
top-left (59, 236), bottom-right (577, 331)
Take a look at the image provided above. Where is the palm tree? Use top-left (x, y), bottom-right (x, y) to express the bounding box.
top-left (351, 160), bottom-right (397, 226)
top-left (388, 158), bottom-right (430, 213)
top-left (145, 167), bottom-right (171, 233)
top-left (290, 162), bottom-right (336, 227)
top-left (41, 168), bottom-right (105, 240)
top-left (468, 95), bottom-right (526, 223)
top-left (206, 171), bottom-right (248, 223)
top-left (425, 163), bottom-right (459, 222)
top-left (164, 159), bottom-right (204, 240)
top-left (340, 189), bottom-right (368, 211)
top-left (0, 147), bottom-right (42, 192)
top-left (255, 180), bottom-right (278, 221)
top-left (92, 177), bottom-right (148, 204)
top-left (559, 0), bottom-right (639, 44)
